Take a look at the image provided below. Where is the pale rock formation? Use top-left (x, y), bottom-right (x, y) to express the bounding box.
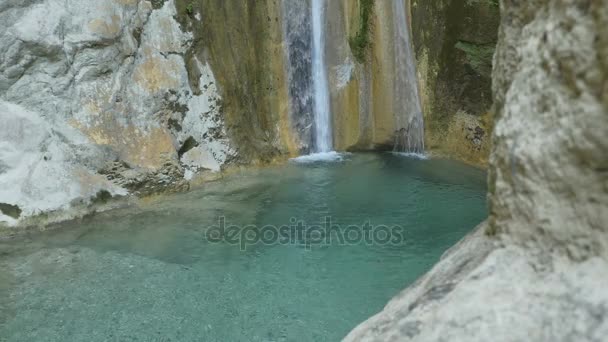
top-left (0, 0), bottom-right (233, 228)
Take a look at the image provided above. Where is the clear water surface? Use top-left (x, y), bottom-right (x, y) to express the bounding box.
top-left (0, 153), bottom-right (487, 342)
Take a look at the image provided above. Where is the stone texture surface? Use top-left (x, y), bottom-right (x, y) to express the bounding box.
top-left (0, 0), bottom-right (500, 230)
top-left (344, 0), bottom-right (608, 340)
top-left (0, 0), bottom-right (258, 229)
top-left (329, 0), bottom-right (498, 161)
top-left (330, 0), bottom-right (422, 151)
top-left (327, 0), bottom-right (367, 151)
top-left (345, 224), bottom-right (608, 341)
top-left (412, 0), bottom-right (499, 166)
top-left (174, 0), bottom-right (297, 163)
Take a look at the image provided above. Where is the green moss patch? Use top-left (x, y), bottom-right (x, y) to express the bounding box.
top-left (349, 0), bottom-right (374, 63)
top-left (186, 1), bottom-right (194, 15)
top-left (150, 0), bottom-right (167, 10)
top-left (455, 40), bottom-right (495, 76)
top-left (0, 203), bottom-right (21, 219)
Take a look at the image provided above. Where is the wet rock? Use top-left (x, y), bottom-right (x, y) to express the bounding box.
top-left (412, 0), bottom-right (500, 165)
top-left (174, 0), bottom-right (297, 161)
top-left (0, 203), bottom-right (21, 219)
top-left (99, 159), bottom-right (188, 197)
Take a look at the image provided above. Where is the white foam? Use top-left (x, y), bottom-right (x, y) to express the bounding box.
top-left (290, 151), bottom-right (348, 163)
top-left (391, 152), bottom-right (429, 160)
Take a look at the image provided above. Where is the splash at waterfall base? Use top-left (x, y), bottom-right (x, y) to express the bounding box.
top-left (290, 151), bottom-right (347, 163)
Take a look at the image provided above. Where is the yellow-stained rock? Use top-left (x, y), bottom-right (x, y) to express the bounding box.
top-left (133, 56), bottom-right (181, 94)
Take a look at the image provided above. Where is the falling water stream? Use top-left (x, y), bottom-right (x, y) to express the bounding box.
top-left (283, 0), bottom-right (333, 157)
top-left (393, 0), bottom-right (425, 154)
top-left (311, 0), bottom-right (332, 153)
top-left (284, 0), bottom-right (422, 155)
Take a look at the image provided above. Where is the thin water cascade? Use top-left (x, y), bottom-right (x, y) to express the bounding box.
top-left (283, 0), bottom-right (334, 157)
top-left (393, 0), bottom-right (425, 154)
top-left (282, 0), bottom-right (313, 154)
top-left (311, 0), bottom-right (332, 153)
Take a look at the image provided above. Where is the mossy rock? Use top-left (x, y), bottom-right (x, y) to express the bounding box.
top-left (455, 41), bottom-right (495, 77)
top-left (349, 0), bottom-right (374, 63)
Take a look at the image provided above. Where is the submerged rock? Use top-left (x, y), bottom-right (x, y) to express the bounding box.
top-left (345, 0), bottom-right (608, 340)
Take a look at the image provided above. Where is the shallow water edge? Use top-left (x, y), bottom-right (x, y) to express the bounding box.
top-left (0, 152), bottom-right (486, 241)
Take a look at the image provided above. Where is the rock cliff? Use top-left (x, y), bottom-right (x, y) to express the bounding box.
top-left (344, 0), bottom-right (608, 340)
top-left (0, 0), bottom-right (293, 229)
top-left (329, 0), bottom-right (421, 151)
top-left (0, 1), bottom-right (499, 230)
top-left (326, 0), bottom-right (499, 162)
top-left (412, 0), bottom-right (499, 166)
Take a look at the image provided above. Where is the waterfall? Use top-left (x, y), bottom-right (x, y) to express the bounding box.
top-left (282, 0), bottom-right (333, 155)
top-left (282, 0), bottom-right (313, 154)
top-left (393, 0), bottom-right (425, 154)
top-left (311, 0), bottom-right (332, 153)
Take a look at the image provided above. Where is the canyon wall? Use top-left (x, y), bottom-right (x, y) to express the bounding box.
top-left (412, 0), bottom-right (499, 166)
top-left (329, 0), bottom-right (420, 151)
top-left (345, 0), bottom-right (608, 340)
top-left (274, 0), bottom-right (399, 154)
top-left (328, 0), bottom-right (499, 162)
top-left (0, 0), bottom-right (294, 230)
top-left (174, 0), bottom-right (297, 162)
top-left (0, 0), bottom-right (499, 230)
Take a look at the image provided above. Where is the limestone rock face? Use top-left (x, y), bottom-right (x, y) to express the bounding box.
top-left (412, 0), bottom-right (499, 166)
top-left (329, 0), bottom-right (499, 160)
top-left (329, 0), bottom-right (422, 152)
top-left (344, 0), bottom-right (608, 340)
top-left (489, 0), bottom-right (608, 255)
top-left (0, 0), bottom-right (238, 228)
top-left (173, 0), bottom-right (296, 162)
